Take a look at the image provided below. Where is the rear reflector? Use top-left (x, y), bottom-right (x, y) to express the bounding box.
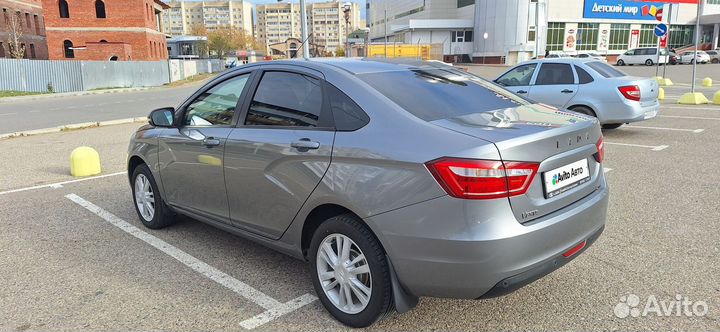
top-left (618, 85), bottom-right (641, 102)
top-left (595, 136), bottom-right (605, 163)
top-left (426, 158), bottom-right (539, 199)
top-left (562, 240), bottom-right (587, 258)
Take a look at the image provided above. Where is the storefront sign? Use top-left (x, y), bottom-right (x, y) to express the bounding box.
top-left (598, 26), bottom-right (610, 51)
top-left (583, 0), bottom-right (667, 21)
top-left (630, 29), bottom-right (640, 49)
top-left (563, 25), bottom-right (577, 52)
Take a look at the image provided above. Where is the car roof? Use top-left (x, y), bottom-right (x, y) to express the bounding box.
top-left (522, 58), bottom-right (597, 65)
top-left (232, 57), bottom-right (456, 75)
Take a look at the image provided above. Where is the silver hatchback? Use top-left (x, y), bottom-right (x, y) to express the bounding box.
top-left (128, 58), bottom-right (609, 327)
top-left (495, 58), bottom-right (659, 129)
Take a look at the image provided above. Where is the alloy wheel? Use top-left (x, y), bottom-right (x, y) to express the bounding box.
top-left (134, 174), bottom-right (155, 221)
top-left (316, 233), bottom-right (372, 314)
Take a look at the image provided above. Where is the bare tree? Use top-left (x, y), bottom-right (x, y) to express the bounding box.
top-left (5, 10), bottom-right (26, 59)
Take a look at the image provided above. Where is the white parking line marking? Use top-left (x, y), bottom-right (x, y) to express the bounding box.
top-left (661, 105), bottom-right (720, 111)
top-left (239, 293), bottom-right (318, 329)
top-left (658, 115), bottom-right (720, 121)
top-left (0, 112), bottom-right (18, 116)
top-left (64, 193), bottom-right (317, 329)
top-left (627, 125), bottom-right (704, 133)
top-left (0, 171), bottom-right (126, 196)
top-left (605, 142), bottom-right (669, 151)
top-left (603, 168), bottom-right (612, 173)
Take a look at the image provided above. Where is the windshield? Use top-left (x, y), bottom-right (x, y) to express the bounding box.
top-left (359, 68), bottom-right (528, 121)
top-left (585, 61), bottom-right (627, 78)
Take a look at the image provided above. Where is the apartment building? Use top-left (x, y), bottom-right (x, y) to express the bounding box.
top-left (256, 1), bottom-right (362, 55)
top-left (162, 0), bottom-right (253, 36)
top-left (42, 0), bottom-right (169, 61)
top-left (255, 2), bottom-right (302, 54)
top-left (308, 1), bottom-right (360, 52)
top-left (0, 0), bottom-right (48, 59)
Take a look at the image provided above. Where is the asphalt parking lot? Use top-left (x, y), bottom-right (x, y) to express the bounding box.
top-left (0, 65), bottom-right (718, 331)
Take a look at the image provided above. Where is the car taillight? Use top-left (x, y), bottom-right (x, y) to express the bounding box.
top-left (425, 158), bottom-right (539, 199)
top-left (595, 136), bottom-right (605, 163)
top-left (618, 85), bottom-right (641, 102)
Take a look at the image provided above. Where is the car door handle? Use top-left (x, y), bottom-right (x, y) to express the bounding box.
top-left (202, 137), bottom-right (221, 147)
top-left (291, 138), bottom-right (320, 150)
top-left (517, 90), bottom-right (528, 94)
top-left (561, 89), bottom-right (574, 93)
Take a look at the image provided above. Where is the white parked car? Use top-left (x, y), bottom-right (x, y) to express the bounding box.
top-left (616, 48), bottom-right (669, 66)
top-left (678, 51), bottom-right (711, 64)
top-left (577, 53), bottom-right (607, 62)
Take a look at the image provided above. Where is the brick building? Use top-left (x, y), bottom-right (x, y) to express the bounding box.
top-left (0, 0), bottom-right (48, 59)
top-left (42, 0), bottom-right (169, 61)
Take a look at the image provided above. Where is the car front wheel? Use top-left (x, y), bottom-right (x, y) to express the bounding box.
top-left (309, 214), bottom-right (393, 328)
top-left (616, 59), bottom-right (625, 66)
top-left (645, 59), bottom-right (653, 66)
top-left (131, 164), bottom-right (175, 229)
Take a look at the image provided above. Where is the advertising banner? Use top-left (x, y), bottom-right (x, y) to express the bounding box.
top-left (583, 0), bottom-right (668, 21)
top-left (563, 24), bottom-right (578, 52)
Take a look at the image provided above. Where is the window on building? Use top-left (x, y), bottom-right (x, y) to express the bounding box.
top-left (576, 23), bottom-right (599, 51)
top-left (609, 23), bottom-right (630, 50)
top-left (667, 25), bottom-right (694, 49)
top-left (109, 55), bottom-right (118, 61)
top-left (29, 43), bottom-right (35, 58)
top-left (457, 0), bottom-right (473, 8)
top-left (33, 15), bottom-right (40, 34)
top-left (21, 43), bottom-right (27, 58)
top-left (708, 0), bottom-right (720, 4)
top-left (99, 39), bottom-right (107, 43)
top-left (0, 42), bottom-right (4, 57)
top-left (546, 22), bottom-right (565, 51)
top-left (59, 0), bottom-right (69, 18)
top-left (95, 0), bottom-right (106, 18)
top-left (452, 31), bottom-right (473, 43)
top-left (638, 24), bottom-right (656, 48)
top-left (25, 13), bottom-right (30, 28)
top-left (63, 40), bottom-right (74, 58)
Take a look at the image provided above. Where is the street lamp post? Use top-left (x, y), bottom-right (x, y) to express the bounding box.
top-left (300, 0), bottom-right (309, 58)
top-left (482, 32), bottom-right (488, 64)
top-left (342, 2), bottom-right (351, 58)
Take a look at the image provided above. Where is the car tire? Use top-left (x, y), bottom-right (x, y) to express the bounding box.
top-left (602, 123), bottom-right (623, 130)
top-left (616, 60), bottom-right (625, 66)
top-left (712, 59), bottom-right (719, 64)
top-left (309, 214), bottom-right (394, 328)
top-left (691, 59), bottom-right (695, 64)
top-left (645, 59), bottom-right (653, 66)
top-left (131, 164), bottom-right (175, 229)
top-left (570, 105), bottom-right (597, 118)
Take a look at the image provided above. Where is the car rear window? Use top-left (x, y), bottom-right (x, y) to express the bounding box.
top-left (585, 61), bottom-right (627, 78)
top-left (358, 68), bottom-right (526, 121)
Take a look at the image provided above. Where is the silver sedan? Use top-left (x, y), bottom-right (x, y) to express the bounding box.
top-left (495, 58), bottom-right (659, 129)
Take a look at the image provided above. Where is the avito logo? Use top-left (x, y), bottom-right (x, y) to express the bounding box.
top-left (551, 167), bottom-right (584, 185)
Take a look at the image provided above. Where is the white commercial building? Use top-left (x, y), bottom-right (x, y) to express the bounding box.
top-left (369, 0), bottom-right (720, 65)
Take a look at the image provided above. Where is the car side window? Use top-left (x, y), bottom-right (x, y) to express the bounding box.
top-left (535, 63), bottom-right (575, 85)
top-left (183, 74), bottom-right (250, 126)
top-left (575, 65), bottom-right (594, 84)
top-left (327, 83), bottom-right (369, 131)
top-left (496, 63), bottom-right (537, 86)
top-left (625, 50), bottom-right (634, 56)
top-left (245, 71), bottom-right (323, 127)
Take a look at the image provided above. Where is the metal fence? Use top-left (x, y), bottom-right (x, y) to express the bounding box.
top-left (0, 58), bottom-right (224, 93)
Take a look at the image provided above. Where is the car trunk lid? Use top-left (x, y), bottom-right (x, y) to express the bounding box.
top-left (431, 103), bottom-right (604, 223)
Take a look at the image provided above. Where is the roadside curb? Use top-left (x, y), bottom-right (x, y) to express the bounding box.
top-left (0, 117), bottom-right (147, 140)
top-left (0, 87), bottom-right (156, 103)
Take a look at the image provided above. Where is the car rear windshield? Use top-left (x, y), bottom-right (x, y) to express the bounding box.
top-left (585, 61), bottom-right (627, 78)
top-left (358, 68), bottom-right (526, 121)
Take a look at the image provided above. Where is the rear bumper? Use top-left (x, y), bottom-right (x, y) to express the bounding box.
top-left (479, 225), bottom-right (604, 298)
top-left (365, 178), bottom-right (609, 299)
top-left (601, 100), bottom-right (659, 124)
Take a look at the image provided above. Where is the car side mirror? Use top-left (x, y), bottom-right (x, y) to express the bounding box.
top-left (149, 107), bottom-right (176, 127)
